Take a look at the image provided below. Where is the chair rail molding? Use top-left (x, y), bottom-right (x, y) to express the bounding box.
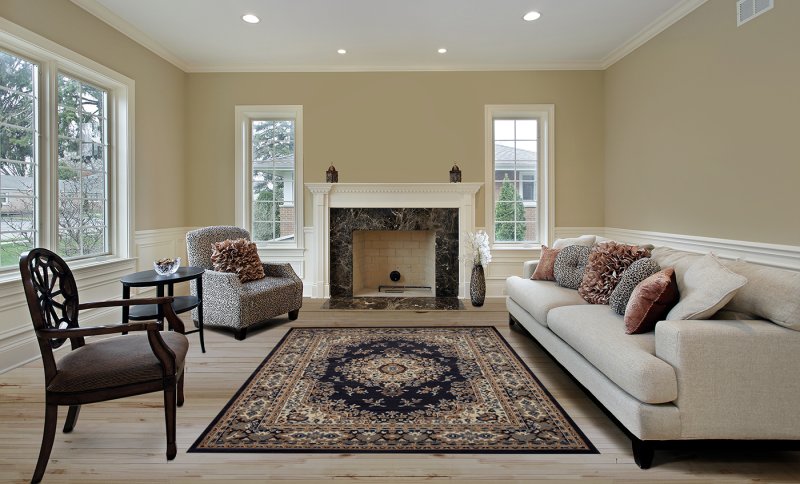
top-left (305, 183), bottom-right (482, 299)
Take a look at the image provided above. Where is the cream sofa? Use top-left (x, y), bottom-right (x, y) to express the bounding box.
top-left (505, 244), bottom-right (800, 468)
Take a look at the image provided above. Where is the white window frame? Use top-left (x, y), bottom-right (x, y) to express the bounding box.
top-left (234, 105), bottom-right (304, 253)
top-left (0, 18), bottom-right (134, 276)
top-left (484, 104), bottom-right (554, 249)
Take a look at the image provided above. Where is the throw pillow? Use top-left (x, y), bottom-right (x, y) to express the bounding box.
top-left (625, 268), bottom-right (680, 334)
top-left (609, 258), bottom-right (661, 315)
top-left (531, 246), bottom-right (561, 281)
top-left (211, 238), bottom-right (265, 283)
top-left (578, 242), bottom-right (651, 305)
top-left (552, 235), bottom-right (596, 250)
top-left (665, 254), bottom-right (748, 320)
top-left (553, 245), bottom-right (591, 289)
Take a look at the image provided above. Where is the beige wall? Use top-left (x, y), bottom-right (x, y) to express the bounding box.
top-left (185, 71), bottom-right (605, 228)
top-left (604, 0), bottom-right (800, 245)
top-left (0, 0), bottom-right (187, 231)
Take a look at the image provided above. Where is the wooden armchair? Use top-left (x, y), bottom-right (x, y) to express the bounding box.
top-left (19, 248), bottom-right (189, 483)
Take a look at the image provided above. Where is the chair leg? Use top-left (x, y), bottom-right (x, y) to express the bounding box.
top-left (62, 405), bottom-right (81, 433)
top-left (163, 383), bottom-right (177, 460)
top-left (31, 403), bottom-right (58, 484)
top-left (288, 309), bottom-right (299, 321)
top-left (234, 328), bottom-right (247, 341)
top-left (177, 372), bottom-right (185, 407)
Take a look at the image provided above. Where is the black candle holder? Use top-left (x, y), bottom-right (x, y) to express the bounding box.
top-left (326, 164), bottom-right (338, 183)
top-left (449, 163), bottom-right (462, 183)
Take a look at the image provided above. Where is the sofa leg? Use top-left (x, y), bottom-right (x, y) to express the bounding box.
top-left (288, 309), bottom-right (299, 321)
top-left (509, 315), bottom-right (517, 328)
top-left (234, 328), bottom-right (247, 341)
top-left (631, 437), bottom-right (654, 469)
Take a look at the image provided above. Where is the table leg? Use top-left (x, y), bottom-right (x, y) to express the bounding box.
top-left (157, 284), bottom-right (165, 329)
top-left (197, 277), bottom-right (205, 353)
top-left (122, 285), bottom-right (130, 335)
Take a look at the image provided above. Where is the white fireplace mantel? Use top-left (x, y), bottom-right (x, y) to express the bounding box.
top-left (305, 183), bottom-right (483, 298)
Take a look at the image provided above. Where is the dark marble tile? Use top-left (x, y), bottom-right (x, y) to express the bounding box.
top-left (322, 297), bottom-right (464, 311)
top-left (329, 208), bottom-right (460, 298)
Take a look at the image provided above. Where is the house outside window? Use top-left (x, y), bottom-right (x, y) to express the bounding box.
top-left (485, 105), bottom-right (554, 248)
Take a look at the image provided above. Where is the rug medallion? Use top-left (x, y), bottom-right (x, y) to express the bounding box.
top-left (190, 327), bottom-right (596, 453)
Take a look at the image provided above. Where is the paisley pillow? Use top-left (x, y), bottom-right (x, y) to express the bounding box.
top-left (553, 245), bottom-right (591, 289)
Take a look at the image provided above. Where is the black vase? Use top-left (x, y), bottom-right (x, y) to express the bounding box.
top-left (470, 265), bottom-right (486, 307)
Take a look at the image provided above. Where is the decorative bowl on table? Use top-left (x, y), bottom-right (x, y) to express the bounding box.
top-left (154, 257), bottom-right (181, 275)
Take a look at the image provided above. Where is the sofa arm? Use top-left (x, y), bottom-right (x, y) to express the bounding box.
top-left (655, 319), bottom-right (800, 439)
top-left (262, 262), bottom-right (298, 280)
top-left (522, 259), bottom-right (540, 279)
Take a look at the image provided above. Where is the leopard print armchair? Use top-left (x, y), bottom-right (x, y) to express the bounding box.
top-left (186, 226), bottom-right (303, 340)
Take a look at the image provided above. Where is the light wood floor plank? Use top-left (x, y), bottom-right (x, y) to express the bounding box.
top-left (1, 298), bottom-right (798, 483)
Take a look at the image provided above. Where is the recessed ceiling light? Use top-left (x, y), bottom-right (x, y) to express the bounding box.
top-left (242, 14), bottom-right (260, 24)
top-left (438, 48), bottom-right (447, 54)
top-left (337, 49), bottom-right (347, 55)
top-left (523, 11), bottom-right (541, 21)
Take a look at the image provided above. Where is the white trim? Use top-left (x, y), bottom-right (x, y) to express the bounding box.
top-left (304, 183), bottom-right (482, 299)
top-left (600, 0), bottom-right (708, 69)
top-left (187, 62), bottom-right (603, 73)
top-left (484, 104), bottom-right (555, 249)
top-left (0, 17), bottom-right (135, 268)
top-left (234, 105), bottom-right (304, 251)
top-left (69, 0), bottom-right (191, 72)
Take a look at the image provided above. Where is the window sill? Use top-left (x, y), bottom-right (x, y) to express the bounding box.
top-left (491, 243), bottom-right (543, 251)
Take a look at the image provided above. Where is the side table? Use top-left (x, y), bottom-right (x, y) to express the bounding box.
top-left (121, 266), bottom-right (206, 353)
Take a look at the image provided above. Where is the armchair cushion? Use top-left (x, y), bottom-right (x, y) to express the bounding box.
top-left (211, 238), bottom-right (265, 283)
top-left (47, 332), bottom-right (188, 393)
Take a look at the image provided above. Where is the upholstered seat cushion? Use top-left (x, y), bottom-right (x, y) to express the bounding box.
top-left (505, 276), bottom-right (587, 327)
top-left (48, 332), bottom-right (189, 393)
top-left (547, 305), bottom-right (678, 404)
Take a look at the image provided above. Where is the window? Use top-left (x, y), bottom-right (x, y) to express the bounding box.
top-left (0, 20), bottom-right (133, 272)
top-left (485, 105), bottom-right (554, 247)
top-left (235, 106), bottom-right (303, 250)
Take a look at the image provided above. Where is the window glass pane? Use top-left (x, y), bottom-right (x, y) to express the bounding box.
top-left (57, 73), bottom-right (108, 258)
top-left (494, 142), bottom-right (515, 161)
top-left (494, 120), bottom-right (514, 140)
top-left (516, 120), bottom-right (537, 140)
top-left (251, 118), bottom-right (295, 243)
top-left (0, 51), bottom-right (37, 267)
top-left (515, 140), bottom-right (537, 160)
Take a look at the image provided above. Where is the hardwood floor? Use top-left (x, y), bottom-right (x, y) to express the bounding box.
top-left (1, 298), bottom-right (798, 483)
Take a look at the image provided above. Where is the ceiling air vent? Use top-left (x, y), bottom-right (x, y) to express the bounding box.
top-left (737, 0), bottom-right (774, 26)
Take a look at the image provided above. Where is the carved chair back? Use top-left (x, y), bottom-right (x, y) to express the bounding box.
top-left (19, 248), bottom-right (84, 383)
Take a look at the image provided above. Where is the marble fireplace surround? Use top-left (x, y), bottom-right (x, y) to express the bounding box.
top-left (305, 183), bottom-right (482, 299)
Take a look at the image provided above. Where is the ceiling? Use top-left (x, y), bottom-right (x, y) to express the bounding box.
top-left (72, 0), bottom-right (705, 72)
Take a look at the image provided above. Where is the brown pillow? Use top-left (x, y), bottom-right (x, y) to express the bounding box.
top-left (531, 246), bottom-right (560, 281)
top-left (211, 238), bottom-right (265, 283)
top-left (578, 242), bottom-right (651, 305)
top-left (625, 268), bottom-right (680, 334)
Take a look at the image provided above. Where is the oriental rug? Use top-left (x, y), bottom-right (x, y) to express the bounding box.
top-left (189, 326), bottom-right (596, 454)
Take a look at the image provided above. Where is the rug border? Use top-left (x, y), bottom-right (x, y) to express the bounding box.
top-left (187, 325), bottom-right (598, 455)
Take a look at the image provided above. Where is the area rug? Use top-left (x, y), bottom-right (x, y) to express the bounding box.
top-left (189, 327), bottom-right (596, 454)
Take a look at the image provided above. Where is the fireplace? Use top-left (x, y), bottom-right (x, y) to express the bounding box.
top-left (329, 208), bottom-right (459, 297)
top-left (305, 183), bottom-right (483, 299)
top-left (352, 230), bottom-right (436, 296)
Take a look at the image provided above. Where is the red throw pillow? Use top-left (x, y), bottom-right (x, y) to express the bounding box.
top-left (624, 268), bottom-right (680, 334)
top-left (211, 238), bottom-right (265, 283)
top-left (578, 242), bottom-right (651, 305)
top-left (531, 246), bottom-right (560, 281)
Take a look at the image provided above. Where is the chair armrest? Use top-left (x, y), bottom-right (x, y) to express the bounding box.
top-left (522, 259), bottom-right (540, 279)
top-left (262, 262), bottom-right (299, 280)
top-left (655, 319), bottom-right (800, 438)
top-left (36, 321), bottom-right (160, 339)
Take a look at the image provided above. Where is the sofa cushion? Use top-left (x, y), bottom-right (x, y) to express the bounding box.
top-left (547, 305), bottom-right (678, 404)
top-left (625, 268), bottom-right (680, 334)
top-left (650, 246), bottom-right (703, 295)
top-left (505, 276), bottom-right (587, 327)
top-left (722, 260), bottom-right (800, 331)
top-left (666, 254), bottom-right (747, 320)
top-left (552, 235), bottom-right (596, 249)
top-left (531, 245), bottom-right (560, 281)
top-left (553, 245), bottom-right (591, 289)
top-left (610, 258), bottom-right (662, 315)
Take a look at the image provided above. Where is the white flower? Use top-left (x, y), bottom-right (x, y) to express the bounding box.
top-left (465, 230), bottom-right (492, 267)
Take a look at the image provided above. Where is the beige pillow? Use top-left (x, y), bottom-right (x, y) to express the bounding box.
top-left (722, 260), bottom-right (800, 331)
top-left (666, 254), bottom-right (747, 320)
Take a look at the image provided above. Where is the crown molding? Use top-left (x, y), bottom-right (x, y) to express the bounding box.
top-left (70, 0), bottom-right (191, 72)
top-left (600, 0), bottom-right (708, 69)
top-left (185, 61), bottom-right (603, 73)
